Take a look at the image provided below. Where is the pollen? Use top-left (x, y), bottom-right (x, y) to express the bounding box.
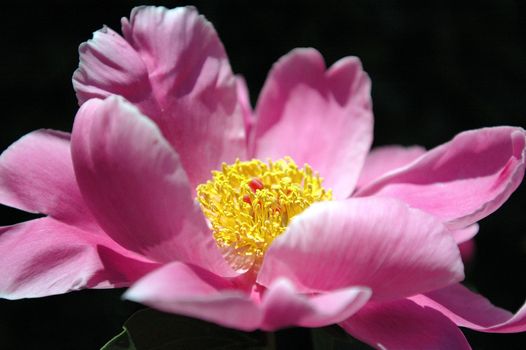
top-left (196, 157), bottom-right (332, 272)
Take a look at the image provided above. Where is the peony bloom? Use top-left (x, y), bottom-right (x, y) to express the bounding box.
top-left (1, 5), bottom-right (525, 349)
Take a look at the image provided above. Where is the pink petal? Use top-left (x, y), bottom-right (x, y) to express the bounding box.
top-left (73, 26), bottom-right (153, 109)
top-left (356, 145), bottom-right (426, 190)
top-left (0, 217), bottom-right (157, 299)
top-left (410, 283), bottom-right (526, 333)
top-left (258, 197), bottom-right (464, 301)
top-left (74, 6), bottom-right (246, 189)
top-left (357, 127), bottom-right (526, 230)
top-left (124, 262), bottom-right (260, 331)
top-left (236, 75), bottom-right (255, 143)
top-left (252, 48), bottom-right (373, 198)
top-left (124, 262), bottom-right (371, 331)
top-left (451, 224), bottom-right (479, 244)
top-left (340, 299), bottom-right (472, 350)
top-left (0, 130), bottom-right (95, 228)
top-left (71, 96), bottom-right (234, 277)
top-left (259, 279), bottom-right (371, 331)
top-left (449, 225), bottom-right (478, 263)
top-left (458, 239), bottom-right (475, 263)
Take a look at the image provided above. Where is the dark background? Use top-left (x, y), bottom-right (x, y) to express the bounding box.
top-left (0, 0), bottom-right (525, 349)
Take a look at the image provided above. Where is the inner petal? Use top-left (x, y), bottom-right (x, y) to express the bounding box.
top-left (197, 157), bottom-right (332, 272)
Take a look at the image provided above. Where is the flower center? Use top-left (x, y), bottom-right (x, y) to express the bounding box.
top-left (197, 157), bottom-right (332, 272)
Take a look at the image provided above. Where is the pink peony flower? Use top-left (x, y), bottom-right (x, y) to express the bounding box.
top-left (1, 5), bottom-right (525, 349)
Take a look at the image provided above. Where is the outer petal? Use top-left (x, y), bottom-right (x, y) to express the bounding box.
top-left (252, 48), bottom-right (373, 198)
top-left (357, 127), bottom-right (526, 230)
top-left (0, 130), bottom-right (95, 228)
top-left (356, 145), bottom-right (426, 190)
top-left (340, 299), bottom-right (471, 350)
top-left (124, 262), bottom-right (371, 331)
top-left (71, 96), bottom-right (234, 277)
top-left (410, 283), bottom-right (526, 333)
top-left (73, 6), bottom-right (246, 189)
top-left (258, 198), bottom-right (464, 301)
top-left (0, 217), bottom-right (158, 299)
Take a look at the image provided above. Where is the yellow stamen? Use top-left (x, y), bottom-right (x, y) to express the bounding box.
top-left (196, 157), bottom-right (332, 272)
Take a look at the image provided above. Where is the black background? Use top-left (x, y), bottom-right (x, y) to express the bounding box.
top-left (0, 1), bottom-right (525, 349)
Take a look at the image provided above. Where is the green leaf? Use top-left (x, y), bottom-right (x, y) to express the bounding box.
top-left (100, 308), bottom-right (268, 350)
top-left (311, 326), bottom-right (373, 350)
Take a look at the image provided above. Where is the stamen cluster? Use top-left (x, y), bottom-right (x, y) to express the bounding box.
top-left (197, 157), bottom-right (332, 271)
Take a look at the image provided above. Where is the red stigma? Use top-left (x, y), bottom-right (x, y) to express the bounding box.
top-left (249, 177), bottom-right (264, 192)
